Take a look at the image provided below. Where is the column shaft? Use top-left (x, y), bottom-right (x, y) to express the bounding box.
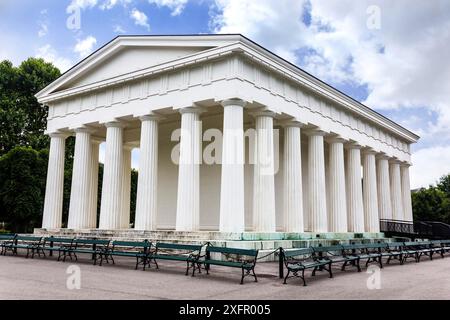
top-left (283, 125), bottom-right (303, 232)
top-left (390, 161), bottom-right (404, 220)
top-left (135, 116), bottom-right (159, 230)
top-left (219, 99), bottom-right (245, 233)
top-left (42, 134), bottom-right (66, 229)
top-left (308, 132), bottom-right (327, 232)
top-left (327, 139), bottom-right (347, 232)
top-left (346, 146), bottom-right (364, 232)
top-left (377, 157), bottom-right (392, 219)
top-left (99, 122), bottom-right (124, 229)
top-left (68, 129), bottom-right (92, 229)
top-left (253, 113), bottom-right (276, 232)
top-left (176, 108), bottom-right (202, 231)
top-left (401, 164), bottom-right (414, 222)
top-left (121, 146), bottom-right (132, 229)
top-left (363, 152), bottom-right (380, 232)
top-left (87, 141), bottom-right (100, 228)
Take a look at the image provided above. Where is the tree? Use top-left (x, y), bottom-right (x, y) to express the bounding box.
top-left (412, 186), bottom-right (450, 224)
top-left (0, 147), bottom-right (48, 232)
top-left (0, 58), bottom-right (60, 155)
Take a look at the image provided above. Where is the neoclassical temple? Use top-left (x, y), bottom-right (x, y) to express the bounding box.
top-left (36, 34), bottom-right (418, 237)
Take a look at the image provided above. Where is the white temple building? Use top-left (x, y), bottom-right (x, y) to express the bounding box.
top-left (35, 34), bottom-right (419, 240)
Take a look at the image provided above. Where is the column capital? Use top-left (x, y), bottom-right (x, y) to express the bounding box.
top-left (344, 141), bottom-right (363, 150)
top-left (304, 128), bottom-right (327, 137)
top-left (221, 98), bottom-right (247, 108)
top-left (179, 106), bottom-right (206, 115)
top-left (248, 108), bottom-right (277, 119)
top-left (389, 158), bottom-right (402, 165)
top-left (73, 126), bottom-right (96, 134)
top-left (375, 153), bottom-right (390, 160)
top-left (400, 161), bottom-right (412, 167)
top-left (361, 147), bottom-right (378, 155)
top-left (278, 119), bottom-right (305, 128)
top-left (48, 131), bottom-right (69, 139)
top-left (325, 134), bottom-right (347, 144)
top-left (139, 113), bottom-right (165, 122)
top-left (104, 121), bottom-right (126, 129)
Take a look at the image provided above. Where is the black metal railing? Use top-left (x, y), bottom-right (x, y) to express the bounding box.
top-left (380, 219), bottom-right (415, 236)
top-left (380, 219), bottom-right (450, 239)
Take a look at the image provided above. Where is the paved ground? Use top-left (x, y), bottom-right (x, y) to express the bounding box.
top-left (0, 252), bottom-right (449, 300)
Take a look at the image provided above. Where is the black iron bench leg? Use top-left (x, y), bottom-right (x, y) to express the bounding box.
top-left (356, 258), bottom-right (361, 272)
top-left (197, 263), bottom-right (202, 274)
top-left (252, 267), bottom-right (257, 282)
top-left (311, 266), bottom-right (317, 276)
top-left (283, 269), bottom-right (290, 284)
top-left (341, 260), bottom-right (347, 271)
top-left (240, 268), bottom-right (245, 285)
top-left (185, 261), bottom-right (190, 276)
top-left (379, 256), bottom-right (383, 268)
top-left (301, 269), bottom-right (307, 286)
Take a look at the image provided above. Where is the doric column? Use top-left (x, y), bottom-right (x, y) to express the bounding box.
top-left (282, 121), bottom-right (304, 232)
top-left (362, 149), bottom-right (380, 232)
top-left (176, 107), bottom-right (203, 231)
top-left (42, 133), bottom-right (67, 229)
top-left (390, 159), bottom-right (404, 220)
top-left (99, 121), bottom-right (124, 229)
top-left (87, 139), bottom-right (100, 228)
top-left (306, 129), bottom-right (328, 233)
top-left (68, 128), bottom-right (93, 229)
top-left (326, 136), bottom-right (347, 232)
top-left (252, 110), bottom-right (276, 233)
top-left (219, 99), bottom-right (246, 233)
top-left (401, 163), bottom-right (414, 222)
top-left (376, 154), bottom-right (393, 220)
top-left (345, 143), bottom-right (364, 233)
top-left (121, 144), bottom-right (132, 229)
top-left (135, 115), bottom-right (160, 230)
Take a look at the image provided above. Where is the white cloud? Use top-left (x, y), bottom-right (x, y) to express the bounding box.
top-left (148, 0), bottom-right (188, 16)
top-left (113, 25), bottom-right (126, 33)
top-left (74, 35), bottom-right (97, 58)
top-left (130, 8), bottom-right (150, 30)
top-left (211, 0), bottom-right (450, 188)
top-left (37, 8), bottom-right (49, 37)
top-left (35, 44), bottom-right (73, 72)
top-left (411, 146), bottom-right (450, 189)
top-left (99, 0), bottom-right (132, 10)
top-left (66, 0), bottom-right (98, 12)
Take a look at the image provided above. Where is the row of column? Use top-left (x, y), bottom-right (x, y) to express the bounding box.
top-left (42, 98), bottom-right (413, 233)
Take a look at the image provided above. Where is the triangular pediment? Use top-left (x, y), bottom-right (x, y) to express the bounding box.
top-left (36, 34), bottom-right (244, 98)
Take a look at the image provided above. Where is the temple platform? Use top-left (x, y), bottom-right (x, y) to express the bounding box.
top-left (34, 228), bottom-right (392, 261)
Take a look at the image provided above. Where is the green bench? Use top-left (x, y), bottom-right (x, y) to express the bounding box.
top-left (342, 243), bottom-right (384, 268)
top-left (107, 240), bottom-right (151, 270)
top-left (36, 237), bottom-right (75, 261)
top-left (201, 246), bottom-right (259, 284)
top-left (65, 238), bottom-right (110, 265)
top-left (150, 242), bottom-right (203, 276)
top-left (402, 241), bottom-right (433, 263)
top-left (381, 242), bottom-right (405, 265)
top-left (312, 244), bottom-right (361, 272)
top-left (3, 235), bottom-right (43, 258)
top-left (0, 234), bottom-right (16, 255)
top-left (281, 247), bottom-right (332, 286)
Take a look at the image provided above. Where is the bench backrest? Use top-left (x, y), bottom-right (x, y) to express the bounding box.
top-left (0, 234), bottom-right (16, 241)
top-left (15, 236), bottom-right (42, 242)
top-left (206, 246), bottom-right (258, 257)
top-left (403, 241), bottom-right (430, 247)
top-left (387, 242), bottom-right (404, 249)
top-left (156, 242), bottom-right (203, 252)
top-left (282, 248), bottom-right (314, 259)
top-left (311, 245), bottom-right (343, 254)
top-left (44, 237), bottom-right (74, 244)
top-left (112, 240), bottom-right (151, 249)
top-left (73, 238), bottom-right (110, 246)
top-left (440, 239), bottom-right (450, 245)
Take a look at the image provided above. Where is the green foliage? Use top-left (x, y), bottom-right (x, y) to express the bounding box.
top-left (0, 58), bottom-right (60, 155)
top-left (0, 147), bottom-right (48, 232)
top-left (412, 174), bottom-right (450, 224)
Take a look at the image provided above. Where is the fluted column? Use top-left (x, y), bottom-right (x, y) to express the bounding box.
top-left (42, 133), bottom-right (67, 229)
top-left (219, 99), bottom-right (245, 233)
top-left (252, 110), bottom-right (276, 232)
top-left (87, 140), bottom-right (100, 228)
top-left (327, 136), bottom-right (347, 232)
top-left (345, 143), bottom-right (364, 233)
top-left (282, 121), bottom-right (304, 232)
top-left (135, 115), bottom-right (160, 230)
top-left (121, 145), bottom-right (132, 229)
top-left (376, 154), bottom-right (393, 220)
top-left (68, 128), bottom-right (93, 229)
top-left (362, 149), bottom-right (380, 232)
top-left (307, 129), bottom-right (327, 232)
top-left (401, 163), bottom-right (414, 222)
top-left (99, 121), bottom-right (124, 229)
top-left (176, 107), bottom-right (203, 231)
top-left (390, 160), bottom-right (404, 220)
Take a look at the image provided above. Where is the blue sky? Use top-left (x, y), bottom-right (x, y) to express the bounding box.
top-left (1, 0), bottom-right (449, 188)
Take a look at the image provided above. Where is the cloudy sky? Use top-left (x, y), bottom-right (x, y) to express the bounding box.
top-left (1, 0), bottom-right (449, 189)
